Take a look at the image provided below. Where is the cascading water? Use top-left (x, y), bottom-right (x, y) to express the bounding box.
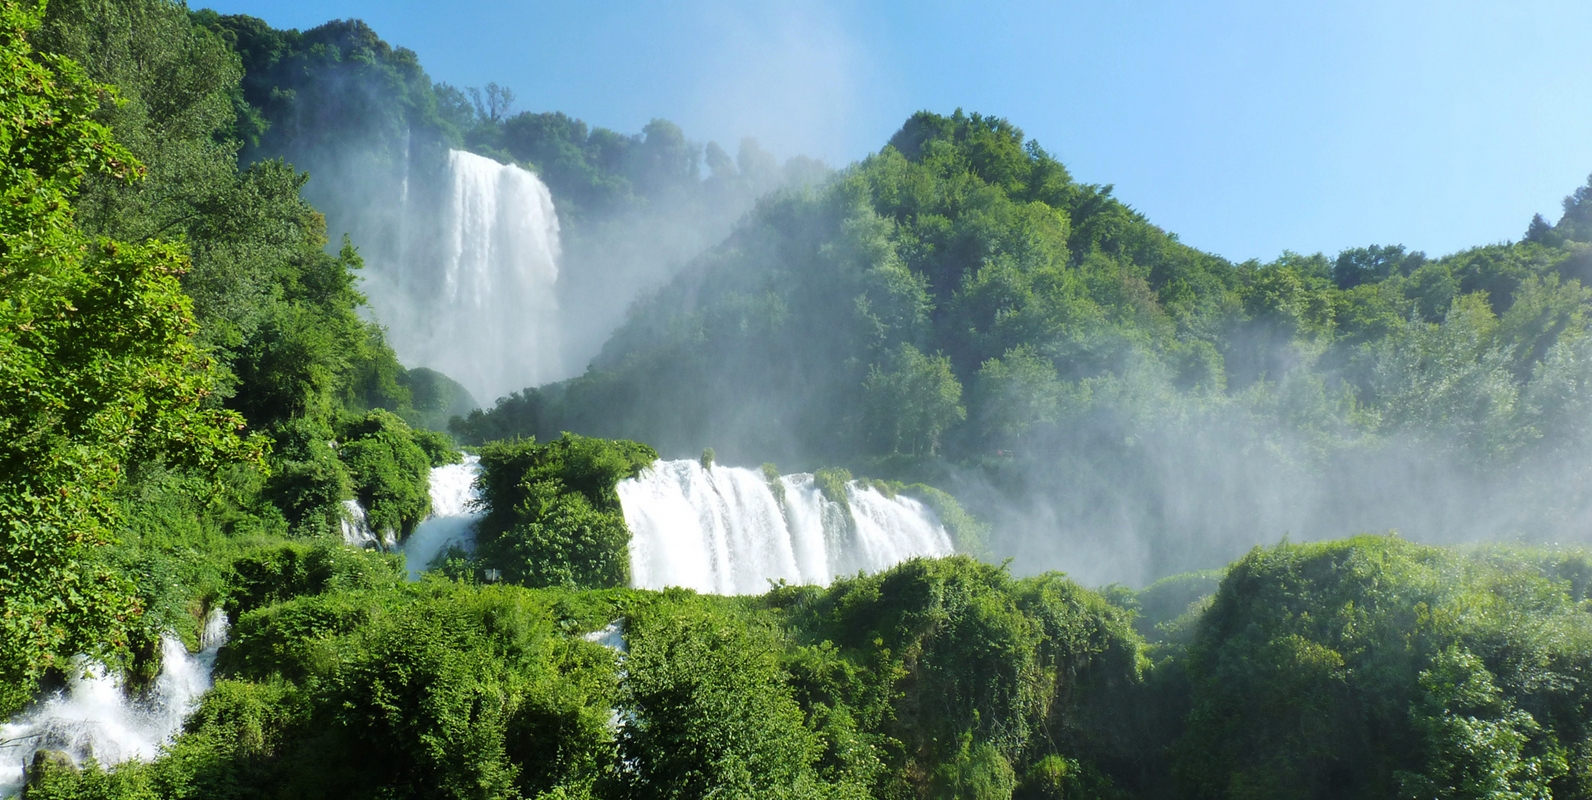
top-left (0, 610), bottom-right (230, 795)
top-left (366, 149), bottom-right (563, 403)
top-left (341, 498), bottom-right (381, 549)
top-left (618, 460), bottom-right (954, 594)
top-left (399, 455), bottom-right (483, 579)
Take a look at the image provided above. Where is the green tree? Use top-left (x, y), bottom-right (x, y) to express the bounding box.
top-left (862, 344), bottom-right (967, 457)
top-left (1396, 647), bottom-right (1566, 800)
top-left (336, 409), bottom-right (433, 539)
top-left (973, 344), bottom-right (1063, 449)
top-left (616, 605), bottom-right (855, 800)
top-left (472, 435), bottom-right (656, 588)
top-left (0, 0), bottom-right (252, 712)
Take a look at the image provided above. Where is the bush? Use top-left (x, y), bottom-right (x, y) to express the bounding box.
top-left (472, 434), bottom-right (656, 589)
top-left (616, 599), bottom-right (864, 799)
top-left (204, 584), bottom-right (621, 799)
top-left (225, 542), bottom-right (403, 618)
top-left (336, 409), bottom-right (433, 539)
top-left (411, 428), bottom-right (463, 467)
top-left (1173, 537), bottom-right (1592, 799)
top-left (261, 417), bottom-right (351, 537)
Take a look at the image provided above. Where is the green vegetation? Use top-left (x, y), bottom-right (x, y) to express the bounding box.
top-left (24, 555), bottom-right (1146, 800)
top-left (0, 0), bottom-right (255, 712)
top-left (45, 536), bottom-right (1592, 799)
top-left (1172, 538), bottom-right (1592, 799)
top-left (467, 435), bottom-right (656, 589)
top-left (10, 2), bottom-right (1592, 798)
top-left (0, 0), bottom-right (465, 714)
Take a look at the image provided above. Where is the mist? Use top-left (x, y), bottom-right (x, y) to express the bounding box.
top-left (446, 109), bottom-right (1592, 589)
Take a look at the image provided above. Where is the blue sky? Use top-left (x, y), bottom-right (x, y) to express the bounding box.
top-left (200, 0), bottom-right (1592, 264)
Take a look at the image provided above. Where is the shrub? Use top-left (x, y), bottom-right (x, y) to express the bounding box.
top-left (336, 409), bottom-right (433, 538)
top-left (473, 434), bottom-right (657, 589)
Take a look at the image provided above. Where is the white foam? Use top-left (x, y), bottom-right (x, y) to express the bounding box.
top-left (0, 609), bottom-right (229, 794)
top-left (618, 460), bottom-right (954, 594)
top-left (400, 455), bottom-right (482, 580)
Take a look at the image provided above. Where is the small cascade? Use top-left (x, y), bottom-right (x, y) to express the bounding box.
top-left (583, 620), bottom-right (628, 654)
top-left (365, 149), bottom-right (563, 402)
top-left (0, 610), bottom-right (230, 794)
top-left (400, 455), bottom-right (483, 580)
top-left (618, 460), bottom-right (954, 595)
top-left (340, 498), bottom-right (380, 549)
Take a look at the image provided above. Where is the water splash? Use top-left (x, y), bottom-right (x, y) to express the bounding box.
top-left (365, 149), bottom-right (562, 403)
top-left (341, 498), bottom-right (380, 549)
top-left (400, 455), bottom-right (483, 580)
top-left (0, 610), bottom-right (230, 794)
top-left (618, 460), bottom-right (953, 594)
top-left (583, 620), bottom-right (628, 654)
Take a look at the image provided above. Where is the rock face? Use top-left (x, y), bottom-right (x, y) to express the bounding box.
top-left (27, 748), bottom-right (77, 787)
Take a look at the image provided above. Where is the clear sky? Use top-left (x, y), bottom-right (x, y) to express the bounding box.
top-left (198, 0), bottom-right (1592, 264)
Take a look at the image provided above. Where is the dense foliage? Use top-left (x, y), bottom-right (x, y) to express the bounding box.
top-left (0, 0), bottom-right (254, 712)
top-left (1172, 538), bottom-right (1592, 799)
top-left (0, 0), bottom-right (459, 714)
top-left (32, 538), bottom-right (1592, 800)
top-left (24, 555), bottom-right (1149, 800)
top-left (469, 435), bottom-right (657, 589)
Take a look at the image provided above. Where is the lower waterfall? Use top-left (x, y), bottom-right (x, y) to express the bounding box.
top-left (0, 610), bottom-right (230, 795)
top-left (348, 456), bottom-right (954, 593)
top-left (400, 455), bottom-right (483, 580)
top-left (618, 460), bottom-right (954, 595)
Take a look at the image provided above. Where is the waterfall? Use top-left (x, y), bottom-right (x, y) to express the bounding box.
top-left (618, 460), bottom-right (954, 594)
top-left (340, 498), bottom-right (380, 549)
top-left (366, 149), bottom-right (562, 403)
top-left (0, 610), bottom-right (230, 794)
top-left (400, 455), bottom-right (483, 580)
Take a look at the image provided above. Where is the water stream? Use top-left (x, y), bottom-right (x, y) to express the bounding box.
top-left (0, 610), bottom-right (229, 795)
top-left (399, 455), bottom-right (483, 579)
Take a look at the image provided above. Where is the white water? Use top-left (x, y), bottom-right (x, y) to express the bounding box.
top-left (367, 149), bottom-right (562, 403)
top-left (618, 460), bottom-right (954, 594)
top-left (400, 455), bottom-right (483, 579)
top-left (583, 620), bottom-right (628, 654)
top-left (0, 610), bottom-right (229, 795)
top-left (340, 497), bottom-right (381, 549)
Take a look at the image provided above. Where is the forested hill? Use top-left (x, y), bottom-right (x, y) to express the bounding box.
top-left (459, 109), bottom-right (1592, 584)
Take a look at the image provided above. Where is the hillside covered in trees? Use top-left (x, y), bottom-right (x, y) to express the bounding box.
top-left (460, 108), bottom-right (1592, 584)
top-left (5, 1), bottom-right (1592, 798)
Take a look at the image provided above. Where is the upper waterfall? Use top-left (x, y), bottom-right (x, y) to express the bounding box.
top-left (365, 149), bottom-right (562, 404)
top-left (617, 460), bottom-right (954, 594)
